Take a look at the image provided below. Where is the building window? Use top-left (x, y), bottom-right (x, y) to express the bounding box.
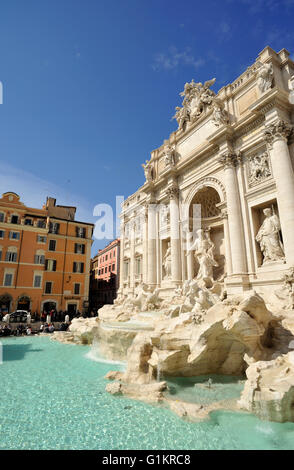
top-left (76, 227), bottom-right (86, 238)
top-left (105, 266), bottom-right (107, 273)
top-left (105, 255), bottom-right (108, 261)
top-left (110, 252), bottom-right (112, 259)
top-left (4, 273), bottom-right (13, 287)
top-left (34, 274), bottom-right (42, 288)
top-left (112, 264), bottom-right (115, 271)
top-left (0, 212), bottom-right (5, 223)
top-left (37, 235), bottom-right (46, 244)
top-left (49, 222), bottom-right (59, 234)
top-left (101, 268), bottom-right (104, 274)
top-left (25, 218), bottom-right (33, 226)
top-left (5, 250), bottom-right (17, 262)
top-left (35, 253), bottom-right (45, 264)
top-left (9, 231), bottom-right (20, 240)
top-left (49, 239), bottom-right (56, 251)
top-left (73, 262), bottom-right (84, 273)
top-left (37, 220), bottom-right (46, 228)
top-left (74, 243), bottom-right (85, 254)
top-left (0, 230), bottom-right (4, 239)
top-left (11, 215), bottom-right (19, 224)
top-left (46, 259), bottom-right (57, 271)
top-left (45, 281), bottom-right (52, 294)
top-left (74, 283), bottom-right (80, 295)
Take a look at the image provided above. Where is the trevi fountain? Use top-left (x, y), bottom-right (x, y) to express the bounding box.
top-left (54, 46), bottom-right (294, 429)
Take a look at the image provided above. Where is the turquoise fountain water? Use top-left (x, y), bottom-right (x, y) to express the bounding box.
top-left (1, 336), bottom-right (294, 450)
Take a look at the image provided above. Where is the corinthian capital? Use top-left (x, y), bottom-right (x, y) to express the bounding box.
top-left (218, 152), bottom-right (237, 169)
top-left (264, 120), bottom-right (293, 146)
top-left (166, 185), bottom-right (179, 200)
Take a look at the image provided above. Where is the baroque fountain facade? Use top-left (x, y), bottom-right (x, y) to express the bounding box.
top-left (55, 46), bottom-right (294, 423)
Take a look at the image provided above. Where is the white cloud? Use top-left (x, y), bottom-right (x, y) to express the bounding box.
top-left (152, 47), bottom-right (204, 71)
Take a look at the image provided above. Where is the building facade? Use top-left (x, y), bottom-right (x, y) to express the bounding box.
top-left (0, 193), bottom-right (93, 314)
top-left (90, 239), bottom-right (120, 311)
top-left (118, 47), bottom-right (294, 300)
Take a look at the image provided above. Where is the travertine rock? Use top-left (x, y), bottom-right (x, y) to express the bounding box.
top-left (106, 380), bottom-right (167, 403)
top-left (239, 352), bottom-right (294, 422)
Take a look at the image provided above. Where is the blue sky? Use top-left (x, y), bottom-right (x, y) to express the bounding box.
top-left (0, 0), bottom-right (294, 254)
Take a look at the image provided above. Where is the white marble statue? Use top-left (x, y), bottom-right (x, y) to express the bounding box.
top-left (173, 78), bottom-right (216, 129)
top-left (142, 160), bottom-right (154, 182)
top-left (212, 100), bottom-right (229, 127)
top-left (163, 242), bottom-right (172, 279)
top-left (257, 62), bottom-right (273, 93)
top-left (256, 208), bottom-right (285, 264)
top-left (163, 140), bottom-right (176, 167)
top-left (187, 229), bottom-right (218, 286)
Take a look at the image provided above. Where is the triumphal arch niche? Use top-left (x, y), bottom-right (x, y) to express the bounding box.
top-left (119, 46), bottom-right (294, 300)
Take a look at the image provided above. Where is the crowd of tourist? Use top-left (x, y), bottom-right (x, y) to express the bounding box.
top-left (0, 321), bottom-right (70, 337)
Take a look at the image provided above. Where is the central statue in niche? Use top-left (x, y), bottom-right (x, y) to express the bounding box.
top-left (187, 229), bottom-right (218, 286)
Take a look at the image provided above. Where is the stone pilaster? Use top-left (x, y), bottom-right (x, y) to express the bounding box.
top-left (221, 208), bottom-right (232, 276)
top-left (219, 152), bottom-right (247, 274)
top-left (264, 119), bottom-right (294, 264)
top-left (167, 185), bottom-right (182, 285)
top-left (142, 206), bottom-right (148, 284)
top-left (147, 202), bottom-right (157, 287)
top-left (129, 219), bottom-right (136, 290)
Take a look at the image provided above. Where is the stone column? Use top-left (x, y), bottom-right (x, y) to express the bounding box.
top-left (147, 203), bottom-right (157, 287)
top-left (221, 208), bottom-right (232, 276)
top-left (186, 231), bottom-right (194, 280)
top-left (129, 219), bottom-right (136, 291)
top-left (219, 153), bottom-right (247, 274)
top-left (167, 186), bottom-right (182, 285)
top-left (264, 120), bottom-right (294, 264)
top-left (142, 207), bottom-right (148, 284)
top-left (119, 221), bottom-right (125, 291)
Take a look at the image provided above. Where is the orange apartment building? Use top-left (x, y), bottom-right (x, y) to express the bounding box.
top-left (0, 192), bottom-right (94, 315)
top-left (90, 238), bottom-right (120, 311)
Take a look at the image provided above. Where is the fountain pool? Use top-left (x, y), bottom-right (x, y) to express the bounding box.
top-left (1, 336), bottom-right (294, 450)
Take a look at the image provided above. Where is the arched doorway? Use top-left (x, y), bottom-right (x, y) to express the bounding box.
top-left (43, 301), bottom-right (57, 313)
top-left (0, 294), bottom-right (12, 314)
top-left (188, 186), bottom-right (225, 281)
top-left (17, 295), bottom-right (31, 311)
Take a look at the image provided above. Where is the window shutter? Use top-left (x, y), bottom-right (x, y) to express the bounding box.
top-left (82, 245), bottom-right (85, 254)
top-left (81, 263), bottom-right (84, 273)
top-left (53, 260), bottom-right (57, 271)
top-left (45, 259), bottom-right (48, 270)
top-left (73, 262), bottom-right (76, 273)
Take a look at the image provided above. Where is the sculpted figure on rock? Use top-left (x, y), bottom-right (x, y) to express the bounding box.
top-left (187, 229), bottom-right (218, 287)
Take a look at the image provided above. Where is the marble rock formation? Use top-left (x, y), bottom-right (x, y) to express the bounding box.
top-left (239, 352), bottom-right (294, 422)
